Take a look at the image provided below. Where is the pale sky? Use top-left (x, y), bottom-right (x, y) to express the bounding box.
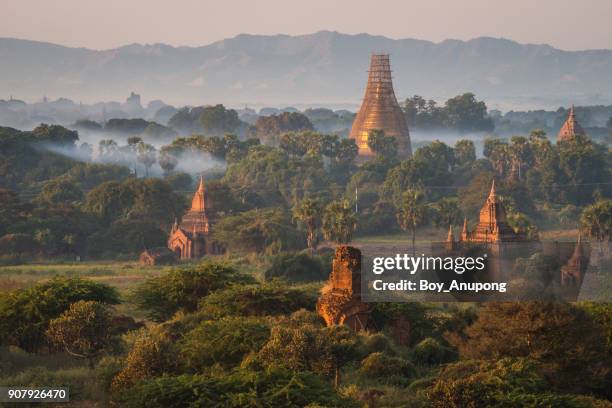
top-left (2, 0), bottom-right (612, 51)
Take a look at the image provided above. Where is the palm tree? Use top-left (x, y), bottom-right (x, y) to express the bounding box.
top-left (158, 146), bottom-right (178, 175)
top-left (137, 142), bottom-right (157, 177)
top-left (508, 136), bottom-right (533, 182)
top-left (322, 200), bottom-right (357, 245)
top-left (432, 197), bottom-right (462, 229)
top-left (580, 199), bottom-right (612, 255)
top-left (396, 188), bottom-right (427, 255)
top-left (293, 198), bottom-right (323, 254)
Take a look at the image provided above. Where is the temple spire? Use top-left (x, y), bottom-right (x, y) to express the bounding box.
top-left (460, 217), bottom-right (469, 241)
top-left (489, 179), bottom-right (496, 198)
top-left (446, 225), bottom-right (455, 242)
top-left (191, 176), bottom-right (207, 212)
top-left (197, 175), bottom-right (205, 192)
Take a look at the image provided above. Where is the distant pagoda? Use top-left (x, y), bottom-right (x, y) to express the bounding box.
top-left (167, 176), bottom-right (224, 259)
top-left (349, 54), bottom-right (412, 158)
top-left (557, 105), bottom-right (586, 142)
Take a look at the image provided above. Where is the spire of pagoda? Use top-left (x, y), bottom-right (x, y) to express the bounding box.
top-left (190, 176), bottom-right (207, 212)
top-left (489, 179), bottom-right (496, 198)
top-left (460, 217), bottom-right (469, 241)
top-left (446, 224), bottom-right (455, 242)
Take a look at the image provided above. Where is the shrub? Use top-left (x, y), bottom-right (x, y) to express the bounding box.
top-left (213, 207), bottom-right (306, 254)
top-left (0, 277), bottom-right (119, 352)
top-left (132, 261), bottom-right (253, 321)
top-left (371, 303), bottom-right (434, 345)
top-left (426, 358), bottom-right (611, 408)
top-left (264, 252), bottom-right (330, 282)
top-left (180, 316), bottom-right (270, 369)
top-left (360, 352), bottom-right (416, 380)
top-left (111, 326), bottom-right (178, 391)
top-left (46, 300), bottom-right (115, 368)
top-left (411, 337), bottom-right (457, 365)
top-left (0, 233), bottom-right (37, 257)
top-left (113, 368), bottom-right (358, 408)
top-left (358, 332), bottom-right (395, 356)
top-left (452, 302), bottom-right (610, 397)
top-left (95, 356), bottom-right (124, 392)
top-left (199, 281), bottom-right (316, 317)
top-left (258, 324), bottom-right (359, 381)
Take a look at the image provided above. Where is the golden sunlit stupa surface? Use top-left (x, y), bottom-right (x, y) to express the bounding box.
top-left (349, 54), bottom-right (412, 157)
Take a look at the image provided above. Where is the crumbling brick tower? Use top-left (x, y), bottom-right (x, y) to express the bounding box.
top-left (317, 246), bottom-right (372, 331)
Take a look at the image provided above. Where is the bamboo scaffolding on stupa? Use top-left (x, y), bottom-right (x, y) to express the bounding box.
top-left (349, 54), bottom-right (412, 158)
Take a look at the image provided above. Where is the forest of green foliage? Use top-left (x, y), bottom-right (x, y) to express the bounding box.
top-left (0, 107), bottom-right (610, 260)
top-left (0, 95), bottom-right (611, 406)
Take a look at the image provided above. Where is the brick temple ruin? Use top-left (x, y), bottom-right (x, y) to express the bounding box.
top-left (317, 245), bottom-right (372, 331)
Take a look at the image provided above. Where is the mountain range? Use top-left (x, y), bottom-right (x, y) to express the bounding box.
top-left (2, 31), bottom-right (612, 110)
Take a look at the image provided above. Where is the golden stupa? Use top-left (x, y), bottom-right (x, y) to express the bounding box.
top-left (349, 54), bottom-right (412, 157)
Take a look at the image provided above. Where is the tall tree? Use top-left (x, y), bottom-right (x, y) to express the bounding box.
top-left (137, 142), bottom-right (157, 177)
top-left (322, 200), bottom-right (357, 245)
top-left (293, 198), bottom-right (323, 254)
top-left (454, 139), bottom-right (476, 167)
top-left (443, 93), bottom-right (494, 132)
top-left (581, 199), bottom-right (612, 244)
top-left (46, 300), bottom-right (114, 368)
top-left (396, 188), bottom-right (427, 255)
top-left (199, 104), bottom-right (241, 136)
top-left (431, 197), bottom-right (463, 229)
top-left (367, 129), bottom-right (397, 159)
top-left (158, 145), bottom-right (178, 174)
top-left (508, 136), bottom-right (533, 182)
top-left (484, 138), bottom-right (509, 178)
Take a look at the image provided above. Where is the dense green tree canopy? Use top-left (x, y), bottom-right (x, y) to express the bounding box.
top-left (199, 104), bottom-right (242, 136)
top-left (0, 278), bottom-right (119, 352)
top-left (132, 262), bottom-right (253, 321)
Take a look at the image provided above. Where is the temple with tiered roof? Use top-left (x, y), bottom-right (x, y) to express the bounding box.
top-left (167, 176), bottom-right (224, 259)
top-left (458, 180), bottom-right (528, 244)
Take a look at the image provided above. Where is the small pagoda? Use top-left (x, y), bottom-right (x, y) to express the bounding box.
top-left (557, 105), bottom-right (586, 143)
top-left (167, 176), bottom-right (224, 259)
top-left (456, 180), bottom-right (528, 245)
